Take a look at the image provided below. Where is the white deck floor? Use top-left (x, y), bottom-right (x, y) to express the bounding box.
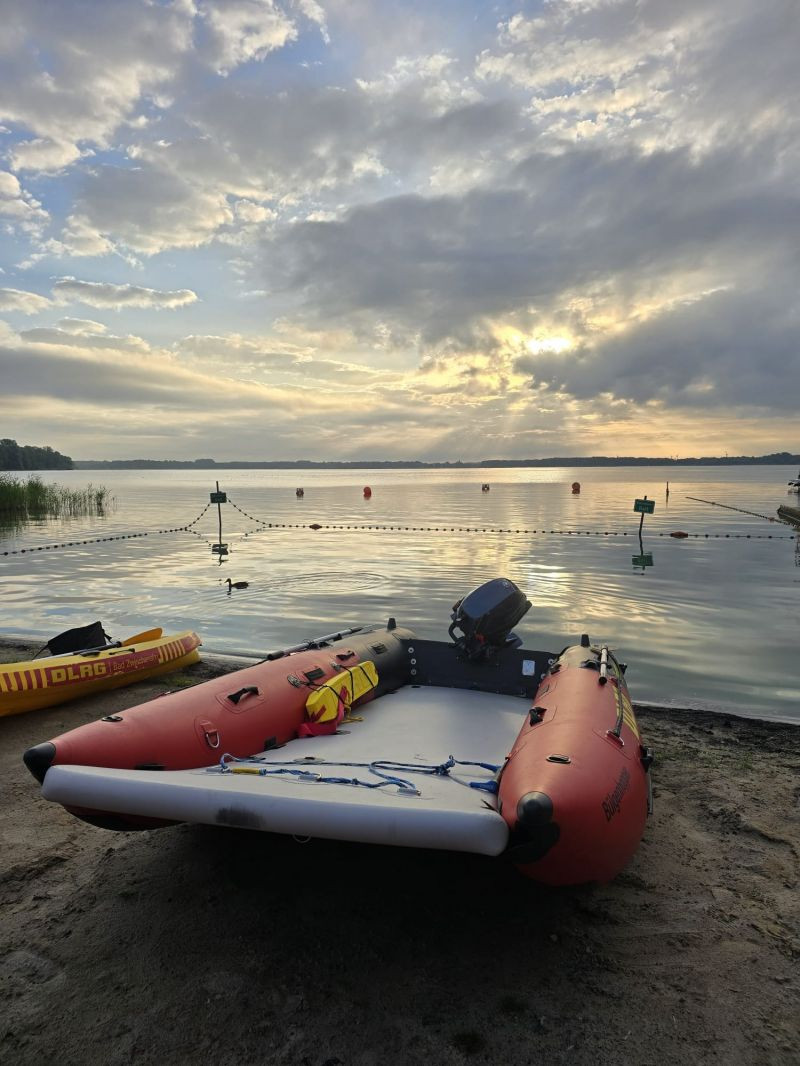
top-left (43, 687), bottom-right (530, 855)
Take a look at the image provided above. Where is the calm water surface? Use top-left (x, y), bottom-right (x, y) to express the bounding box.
top-left (2, 466), bottom-right (798, 721)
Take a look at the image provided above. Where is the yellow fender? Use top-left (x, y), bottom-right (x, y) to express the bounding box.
top-left (305, 661), bottom-right (378, 724)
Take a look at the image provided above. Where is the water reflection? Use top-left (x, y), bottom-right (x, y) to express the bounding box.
top-left (0, 513), bottom-right (30, 536)
top-left (631, 531), bottom-right (655, 573)
top-left (1, 466), bottom-right (798, 719)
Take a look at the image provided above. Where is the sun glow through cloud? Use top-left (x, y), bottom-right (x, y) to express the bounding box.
top-left (525, 336), bottom-right (574, 356)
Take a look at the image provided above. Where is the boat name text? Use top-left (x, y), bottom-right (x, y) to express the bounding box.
top-left (602, 767), bottom-right (631, 821)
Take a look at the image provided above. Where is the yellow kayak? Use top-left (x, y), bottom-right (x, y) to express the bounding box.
top-left (0, 629), bottom-right (202, 717)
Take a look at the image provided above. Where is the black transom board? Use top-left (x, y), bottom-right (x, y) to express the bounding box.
top-left (399, 638), bottom-right (557, 699)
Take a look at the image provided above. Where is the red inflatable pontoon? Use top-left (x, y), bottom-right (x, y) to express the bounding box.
top-left (499, 642), bottom-right (652, 884)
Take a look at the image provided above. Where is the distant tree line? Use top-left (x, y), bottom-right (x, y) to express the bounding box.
top-left (0, 438), bottom-right (74, 470)
top-left (73, 451), bottom-right (800, 470)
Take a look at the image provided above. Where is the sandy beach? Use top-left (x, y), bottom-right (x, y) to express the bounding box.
top-left (1, 639), bottom-right (798, 1066)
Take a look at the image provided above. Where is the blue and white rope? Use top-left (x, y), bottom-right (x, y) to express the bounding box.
top-left (211, 752), bottom-right (501, 796)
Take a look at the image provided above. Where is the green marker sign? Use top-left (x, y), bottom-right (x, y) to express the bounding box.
top-left (633, 498), bottom-right (655, 514)
top-left (632, 553), bottom-right (654, 568)
top-left (210, 491), bottom-right (227, 504)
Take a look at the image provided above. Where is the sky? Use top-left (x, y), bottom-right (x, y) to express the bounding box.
top-left (0, 0), bottom-right (798, 462)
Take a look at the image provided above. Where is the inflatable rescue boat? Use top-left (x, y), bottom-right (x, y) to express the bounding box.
top-left (23, 579), bottom-right (653, 886)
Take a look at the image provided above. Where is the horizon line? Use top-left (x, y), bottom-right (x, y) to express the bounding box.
top-left (71, 452), bottom-right (800, 469)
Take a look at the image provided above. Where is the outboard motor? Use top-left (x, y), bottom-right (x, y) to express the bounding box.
top-left (449, 578), bottom-right (531, 662)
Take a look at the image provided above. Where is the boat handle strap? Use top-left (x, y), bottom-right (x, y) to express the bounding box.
top-left (228, 686), bottom-right (260, 704)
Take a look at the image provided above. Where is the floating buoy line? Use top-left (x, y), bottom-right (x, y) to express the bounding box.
top-left (685, 496), bottom-right (778, 523)
top-left (240, 524), bottom-right (792, 539)
top-left (1, 502), bottom-right (213, 556)
top-left (2, 494), bottom-right (796, 557)
top-left (227, 493), bottom-right (794, 539)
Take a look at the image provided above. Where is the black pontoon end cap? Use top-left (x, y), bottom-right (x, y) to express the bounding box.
top-left (23, 742), bottom-right (56, 784)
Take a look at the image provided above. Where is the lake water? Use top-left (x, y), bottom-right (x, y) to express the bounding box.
top-left (1, 466), bottom-right (798, 721)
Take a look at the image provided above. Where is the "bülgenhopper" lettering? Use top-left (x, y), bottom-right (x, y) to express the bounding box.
top-left (602, 767), bottom-right (631, 821)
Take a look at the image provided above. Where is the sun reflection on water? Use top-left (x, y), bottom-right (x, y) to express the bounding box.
top-left (1, 466), bottom-right (798, 719)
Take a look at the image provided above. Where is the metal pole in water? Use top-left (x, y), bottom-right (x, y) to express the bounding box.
top-left (210, 483), bottom-right (228, 556)
top-left (632, 495), bottom-right (655, 571)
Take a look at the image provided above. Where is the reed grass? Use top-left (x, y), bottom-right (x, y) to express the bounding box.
top-left (0, 475), bottom-right (113, 517)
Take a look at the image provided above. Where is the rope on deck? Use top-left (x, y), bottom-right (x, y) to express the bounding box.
top-left (212, 752), bottom-right (502, 795)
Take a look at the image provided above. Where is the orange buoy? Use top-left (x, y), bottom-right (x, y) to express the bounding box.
top-left (670, 531), bottom-right (689, 538)
top-left (363, 486), bottom-right (372, 498)
top-left (571, 482), bottom-right (581, 494)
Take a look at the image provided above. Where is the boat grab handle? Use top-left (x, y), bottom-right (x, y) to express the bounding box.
top-left (227, 686), bottom-right (260, 705)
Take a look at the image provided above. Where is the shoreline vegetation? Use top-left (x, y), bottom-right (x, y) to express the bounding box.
top-left (72, 451), bottom-right (800, 470)
top-left (0, 475), bottom-right (112, 518)
top-left (0, 438), bottom-right (72, 471)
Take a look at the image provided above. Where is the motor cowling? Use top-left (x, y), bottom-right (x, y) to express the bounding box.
top-left (449, 578), bottom-right (531, 661)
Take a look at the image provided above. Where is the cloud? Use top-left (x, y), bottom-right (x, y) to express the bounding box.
top-left (0, 326), bottom-right (438, 461)
top-left (294, 0), bottom-right (329, 43)
top-left (53, 317), bottom-right (109, 335)
top-left (53, 277), bottom-right (198, 309)
top-left (0, 318), bottom-right (528, 458)
top-left (0, 0), bottom-right (195, 166)
top-left (259, 137), bottom-right (800, 414)
top-left (0, 0), bottom-right (304, 183)
top-left (476, 0), bottom-right (800, 154)
top-left (59, 164), bottom-right (233, 255)
top-left (0, 0), bottom-right (798, 460)
top-left (1, 316), bottom-right (796, 461)
top-left (197, 0), bottom-right (297, 74)
top-left (9, 137), bottom-right (85, 173)
top-left (55, 58), bottom-right (520, 259)
top-left (518, 282), bottom-right (800, 413)
top-left (179, 71), bottom-right (518, 203)
top-left (27, 215), bottom-right (116, 263)
top-left (0, 287), bottom-right (51, 314)
top-left (18, 325), bottom-right (151, 354)
top-left (173, 331), bottom-right (399, 387)
top-left (0, 170), bottom-right (48, 228)
top-left (233, 200), bottom-right (276, 224)
top-left (174, 332), bottom-right (306, 369)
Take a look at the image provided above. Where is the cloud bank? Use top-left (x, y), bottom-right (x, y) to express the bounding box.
top-left (53, 278), bottom-right (198, 309)
top-left (0, 0), bottom-right (796, 459)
